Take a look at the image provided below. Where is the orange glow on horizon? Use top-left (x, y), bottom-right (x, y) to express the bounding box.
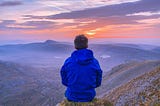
top-left (0, 19), bottom-right (160, 41)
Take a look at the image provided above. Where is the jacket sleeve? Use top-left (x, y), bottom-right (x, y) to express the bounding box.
top-left (60, 64), bottom-right (68, 87)
top-left (96, 68), bottom-right (102, 87)
top-left (95, 59), bottom-right (102, 88)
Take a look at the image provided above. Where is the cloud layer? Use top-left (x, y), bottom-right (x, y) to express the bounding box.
top-left (0, 0), bottom-right (160, 42)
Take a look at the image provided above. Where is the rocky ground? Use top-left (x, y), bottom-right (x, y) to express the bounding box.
top-left (104, 66), bottom-right (160, 106)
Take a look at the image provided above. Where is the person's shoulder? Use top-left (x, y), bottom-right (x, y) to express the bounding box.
top-left (64, 57), bottom-right (72, 66)
top-left (92, 57), bottom-right (101, 68)
top-left (87, 49), bottom-right (93, 54)
top-left (93, 58), bottom-right (99, 64)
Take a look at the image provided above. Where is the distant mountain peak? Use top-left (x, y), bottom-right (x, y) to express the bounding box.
top-left (44, 40), bottom-right (58, 44)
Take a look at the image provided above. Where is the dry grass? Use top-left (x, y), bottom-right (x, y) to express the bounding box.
top-left (58, 98), bottom-right (113, 106)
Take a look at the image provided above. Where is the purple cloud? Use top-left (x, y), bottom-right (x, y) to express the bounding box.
top-left (0, 20), bottom-right (16, 29)
top-left (22, 21), bottom-right (56, 29)
top-left (0, 20), bottom-right (58, 30)
top-left (0, 1), bottom-right (22, 7)
top-left (43, 0), bottom-right (160, 19)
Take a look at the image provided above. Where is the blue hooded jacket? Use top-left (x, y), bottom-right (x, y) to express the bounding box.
top-left (60, 49), bottom-right (102, 102)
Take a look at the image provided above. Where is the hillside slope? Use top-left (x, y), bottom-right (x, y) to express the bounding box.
top-left (97, 60), bottom-right (160, 95)
top-left (104, 66), bottom-right (160, 106)
top-left (0, 60), bottom-right (64, 106)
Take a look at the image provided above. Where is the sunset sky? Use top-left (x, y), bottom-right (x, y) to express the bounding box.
top-left (0, 0), bottom-right (160, 45)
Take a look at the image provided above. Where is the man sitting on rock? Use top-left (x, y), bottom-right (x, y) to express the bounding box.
top-left (60, 34), bottom-right (102, 102)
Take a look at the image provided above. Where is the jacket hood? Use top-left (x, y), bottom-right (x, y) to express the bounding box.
top-left (71, 49), bottom-right (94, 65)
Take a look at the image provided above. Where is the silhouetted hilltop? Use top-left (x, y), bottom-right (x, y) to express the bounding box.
top-left (44, 40), bottom-right (59, 44)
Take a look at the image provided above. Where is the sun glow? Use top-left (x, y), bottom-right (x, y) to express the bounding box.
top-left (86, 32), bottom-right (96, 35)
top-left (85, 28), bottom-right (102, 37)
top-left (85, 31), bottom-right (96, 38)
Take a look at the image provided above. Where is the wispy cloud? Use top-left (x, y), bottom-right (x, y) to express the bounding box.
top-left (38, 0), bottom-right (141, 12)
top-left (0, 20), bottom-right (16, 29)
top-left (41, 0), bottom-right (160, 19)
top-left (127, 11), bottom-right (160, 16)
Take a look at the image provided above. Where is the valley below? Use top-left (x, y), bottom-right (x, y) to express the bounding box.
top-left (0, 40), bottom-right (160, 106)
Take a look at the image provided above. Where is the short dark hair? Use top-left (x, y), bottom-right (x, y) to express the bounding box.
top-left (74, 34), bottom-right (88, 50)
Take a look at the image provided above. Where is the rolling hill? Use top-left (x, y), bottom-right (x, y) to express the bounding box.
top-left (0, 60), bottom-right (64, 106)
top-left (0, 40), bottom-right (160, 71)
top-left (97, 60), bottom-right (160, 96)
top-left (104, 64), bottom-right (160, 106)
top-left (0, 40), bottom-right (73, 53)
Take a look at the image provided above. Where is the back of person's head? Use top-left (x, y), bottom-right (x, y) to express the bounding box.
top-left (74, 34), bottom-right (88, 50)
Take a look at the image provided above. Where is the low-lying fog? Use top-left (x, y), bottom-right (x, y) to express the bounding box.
top-left (0, 40), bottom-right (160, 105)
top-left (0, 41), bottom-right (160, 72)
